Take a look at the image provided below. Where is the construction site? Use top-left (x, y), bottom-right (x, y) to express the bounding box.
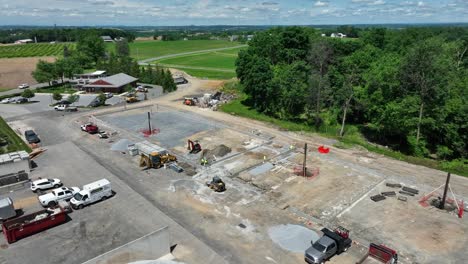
top-left (1, 74), bottom-right (467, 264)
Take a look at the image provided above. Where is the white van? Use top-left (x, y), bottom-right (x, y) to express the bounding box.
top-left (70, 179), bottom-right (112, 209)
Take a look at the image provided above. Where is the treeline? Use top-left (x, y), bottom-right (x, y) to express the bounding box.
top-left (0, 28), bottom-right (135, 44)
top-left (236, 26), bottom-right (468, 161)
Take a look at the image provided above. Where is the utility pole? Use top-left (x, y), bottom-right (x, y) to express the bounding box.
top-left (440, 172), bottom-right (451, 210)
top-left (147, 112), bottom-right (152, 133)
top-left (303, 143), bottom-right (307, 177)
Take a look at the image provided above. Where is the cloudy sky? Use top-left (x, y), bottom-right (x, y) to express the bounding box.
top-left (0, 0), bottom-right (467, 26)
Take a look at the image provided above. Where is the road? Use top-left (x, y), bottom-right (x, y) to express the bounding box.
top-left (0, 79), bottom-right (69, 97)
top-left (138, 45), bottom-right (247, 65)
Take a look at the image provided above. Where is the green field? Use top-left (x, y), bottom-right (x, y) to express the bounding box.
top-left (156, 48), bottom-right (242, 69)
top-left (177, 68), bottom-right (237, 79)
top-left (0, 43), bottom-right (75, 58)
top-left (107, 40), bottom-right (243, 61)
top-left (151, 46), bottom-right (244, 79)
top-left (0, 117), bottom-right (31, 154)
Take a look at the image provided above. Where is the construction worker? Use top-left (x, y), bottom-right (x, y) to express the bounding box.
top-left (201, 157), bottom-right (208, 166)
top-left (263, 155), bottom-right (267, 163)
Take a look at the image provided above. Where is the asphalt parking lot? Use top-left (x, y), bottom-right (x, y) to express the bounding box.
top-left (0, 107), bottom-right (223, 264)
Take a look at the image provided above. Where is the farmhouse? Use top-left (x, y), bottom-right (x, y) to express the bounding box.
top-left (14, 39), bottom-right (33, 44)
top-left (101, 36), bottom-right (114, 42)
top-left (82, 73), bottom-right (138, 93)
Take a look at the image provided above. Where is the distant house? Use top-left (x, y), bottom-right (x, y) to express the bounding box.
top-left (101, 36), bottom-right (114, 42)
top-left (331, 33), bottom-right (347, 38)
top-left (82, 73), bottom-right (138, 93)
top-left (321, 33), bottom-right (326, 37)
top-left (246, 35), bottom-right (254, 41)
top-left (229, 35), bottom-right (239, 42)
top-left (14, 39), bottom-right (33, 44)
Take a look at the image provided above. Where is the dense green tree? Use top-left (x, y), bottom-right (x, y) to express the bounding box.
top-left (116, 39), bottom-right (130, 57)
top-left (32, 60), bottom-right (56, 85)
top-left (77, 34), bottom-right (105, 63)
top-left (52, 92), bottom-right (62, 102)
top-left (21, 89), bottom-right (34, 100)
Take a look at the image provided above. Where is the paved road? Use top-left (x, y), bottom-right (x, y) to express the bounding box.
top-left (0, 79), bottom-right (69, 97)
top-left (138, 45), bottom-right (247, 65)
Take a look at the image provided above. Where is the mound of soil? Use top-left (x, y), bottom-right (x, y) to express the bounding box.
top-left (202, 144), bottom-right (232, 162)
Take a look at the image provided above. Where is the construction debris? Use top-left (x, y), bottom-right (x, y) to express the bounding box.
top-left (398, 196), bottom-right (408, 202)
top-left (399, 190), bottom-right (415, 196)
top-left (402, 187), bottom-right (419, 194)
top-left (381, 191), bottom-right (396, 197)
top-left (386, 183), bottom-right (402, 188)
top-left (182, 92), bottom-right (236, 110)
top-left (370, 194), bottom-right (386, 202)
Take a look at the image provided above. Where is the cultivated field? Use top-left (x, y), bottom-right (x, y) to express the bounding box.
top-left (107, 40), bottom-right (242, 60)
top-left (0, 57), bottom-right (55, 88)
top-left (0, 43), bottom-right (74, 58)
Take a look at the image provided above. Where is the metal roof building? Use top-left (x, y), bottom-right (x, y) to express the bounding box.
top-left (82, 73), bottom-right (138, 93)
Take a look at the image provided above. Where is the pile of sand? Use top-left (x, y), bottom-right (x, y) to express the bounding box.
top-left (202, 144), bottom-right (231, 162)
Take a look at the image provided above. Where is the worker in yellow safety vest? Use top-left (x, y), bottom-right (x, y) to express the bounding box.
top-left (201, 157), bottom-right (208, 166)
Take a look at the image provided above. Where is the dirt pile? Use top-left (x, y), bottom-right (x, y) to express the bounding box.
top-left (202, 144), bottom-right (231, 162)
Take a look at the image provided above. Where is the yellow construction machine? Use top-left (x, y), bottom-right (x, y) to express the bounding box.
top-left (126, 93), bottom-right (138, 103)
top-left (139, 152), bottom-right (177, 169)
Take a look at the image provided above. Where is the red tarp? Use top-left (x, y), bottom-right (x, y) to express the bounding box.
top-left (318, 146), bottom-right (330, 154)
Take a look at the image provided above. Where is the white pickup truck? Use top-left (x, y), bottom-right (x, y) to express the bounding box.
top-left (38, 187), bottom-right (80, 207)
top-left (54, 104), bottom-right (78, 111)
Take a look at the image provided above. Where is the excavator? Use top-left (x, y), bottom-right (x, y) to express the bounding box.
top-left (206, 176), bottom-right (226, 192)
top-left (187, 140), bottom-right (202, 154)
top-left (139, 152), bottom-right (177, 169)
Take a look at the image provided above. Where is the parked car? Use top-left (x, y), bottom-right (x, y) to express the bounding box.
top-left (57, 100), bottom-right (71, 105)
top-left (305, 227), bottom-right (352, 264)
top-left (81, 123), bottom-right (99, 134)
top-left (24, 130), bottom-right (40, 144)
top-left (143, 85), bottom-right (152, 89)
top-left (70, 179), bottom-right (112, 209)
top-left (51, 80), bottom-right (58, 85)
top-left (135, 86), bottom-right (148, 93)
top-left (15, 98), bottom-right (28, 104)
top-left (104, 92), bottom-right (113, 98)
top-left (30, 178), bottom-right (62, 192)
top-left (1, 98), bottom-right (14, 104)
top-left (38, 186), bottom-right (80, 207)
top-left (18, 83), bottom-right (29, 89)
top-left (54, 104), bottom-right (77, 112)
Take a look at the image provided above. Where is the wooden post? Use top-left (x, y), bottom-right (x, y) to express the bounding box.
top-left (147, 112), bottom-right (151, 133)
top-left (303, 143), bottom-right (307, 177)
top-left (440, 172), bottom-right (451, 209)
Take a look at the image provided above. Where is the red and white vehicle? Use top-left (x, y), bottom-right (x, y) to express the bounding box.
top-left (81, 123), bottom-right (99, 134)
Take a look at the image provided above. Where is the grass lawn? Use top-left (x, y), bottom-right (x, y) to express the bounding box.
top-left (35, 84), bottom-right (77, 94)
top-left (156, 48), bottom-right (243, 70)
top-left (220, 94), bottom-right (468, 177)
top-left (0, 117), bottom-right (31, 154)
top-left (178, 68), bottom-right (237, 79)
top-left (107, 40), bottom-right (243, 60)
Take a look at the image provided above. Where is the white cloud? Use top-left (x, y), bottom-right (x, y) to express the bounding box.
top-left (314, 1), bottom-right (328, 7)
